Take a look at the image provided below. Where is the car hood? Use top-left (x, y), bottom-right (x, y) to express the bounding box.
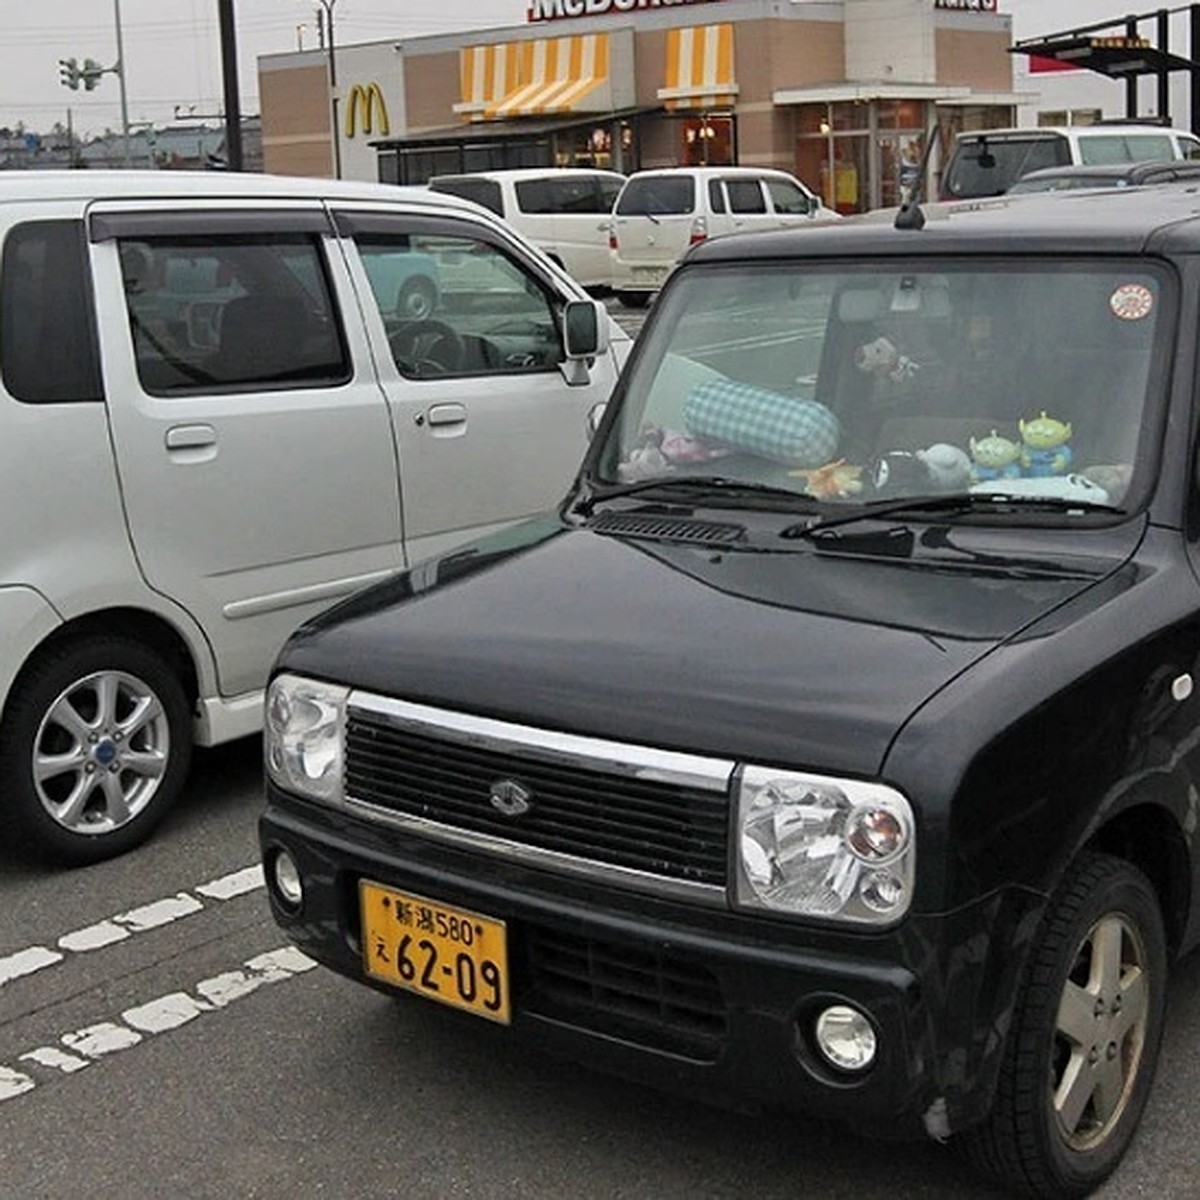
top-left (281, 517), bottom-right (1136, 776)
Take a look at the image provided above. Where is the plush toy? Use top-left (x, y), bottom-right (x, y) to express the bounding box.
top-left (618, 442), bottom-right (669, 482)
top-left (1081, 464), bottom-right (1133, 502)
top-left (916, 443), bottom-right (972, 490)
top-left (791, 459), bottom-right (864, 499)
top-left (855, 336), bottom-right (920, 383)
top-left (1020, 412), bottom-right (1073, 477)
top-left (969, 430), bottom-right (1022, 481)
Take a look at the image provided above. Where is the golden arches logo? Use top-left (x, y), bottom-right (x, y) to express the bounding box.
top-left (344, 83), bottom-right (390, 138)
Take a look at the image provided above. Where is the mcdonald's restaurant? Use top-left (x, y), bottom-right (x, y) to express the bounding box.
top-left (259, 0), bottom-right (1029, 214)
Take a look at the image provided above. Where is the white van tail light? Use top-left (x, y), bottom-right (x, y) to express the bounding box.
top-left (689, 216), bottom-right (708, 245)
top-left (609, 229), bottom-right (618, 251)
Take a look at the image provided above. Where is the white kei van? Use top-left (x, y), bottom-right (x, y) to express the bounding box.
top-left (427, 167), bottom-right (626, 290)
top-left (608, 165), bottom-right (838, 306)
top-left (940, 123), bottom-right (1200, 200)
top-left (0, 170), bottom-right (629, 865)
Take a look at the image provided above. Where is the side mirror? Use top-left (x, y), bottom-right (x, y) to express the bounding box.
top-left (563, 298), bottom-right (609, 360)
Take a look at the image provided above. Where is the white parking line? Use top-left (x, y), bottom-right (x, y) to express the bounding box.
top-left (0, 864), bottom-right (266, 990)
top-left (0, 946), bottom-right (316, 1104)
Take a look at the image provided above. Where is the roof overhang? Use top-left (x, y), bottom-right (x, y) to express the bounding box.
top-left (1011, 36), bottom-right (1195, 78)
top-left (371, 105), bottom-right (658, 150)
top-left (936, 90), bottom-right (1040, 107)
top-left (773, 83), bottom-right (974, 105)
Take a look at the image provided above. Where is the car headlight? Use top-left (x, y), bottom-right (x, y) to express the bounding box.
top-left (265, 674), bottom-right (347, 805)
top-left (735, 766), bottom-right (914, 925)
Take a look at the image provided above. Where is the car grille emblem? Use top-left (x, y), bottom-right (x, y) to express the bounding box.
top-left (489, 778), bottom-right (533, 817)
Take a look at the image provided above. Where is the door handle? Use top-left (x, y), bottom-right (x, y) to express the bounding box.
top-left (424, 403), bottom-right (467, 427)
top-left (165, 424), bottom-right (216, 449)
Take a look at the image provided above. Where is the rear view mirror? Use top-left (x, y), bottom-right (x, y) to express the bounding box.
top-left (563, 299), bottom-right (609, 359)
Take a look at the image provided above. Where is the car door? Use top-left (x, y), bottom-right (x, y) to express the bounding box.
top-left (90, 204), bottom-right (403, 699)
top-left (334, 207), bottom-right (615, 564)
top-left (723, 176), bottom-right (772, 233)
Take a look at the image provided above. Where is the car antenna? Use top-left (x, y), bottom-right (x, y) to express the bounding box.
top-left (894, 123), bottom-right (939, 231)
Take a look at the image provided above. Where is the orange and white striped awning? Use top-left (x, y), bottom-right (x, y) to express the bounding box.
top-left (455, 35), bottom-right (612, 122)
top-left (454, 43), bottom-right (524, 121)
top-left (657, 24), bottom-right (737, 111)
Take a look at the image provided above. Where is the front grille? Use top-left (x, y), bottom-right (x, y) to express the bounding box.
top-left (345, 706), bottom-right (729, 888)
top-left (523, 925), bottom-right (727, 1061)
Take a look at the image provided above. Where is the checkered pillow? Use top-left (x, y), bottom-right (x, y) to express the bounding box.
top-left (683, 379), bottom-right (841, 467)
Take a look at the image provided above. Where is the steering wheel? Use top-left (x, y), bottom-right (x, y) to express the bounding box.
top-left (389, 319), bottom-right (464, 377)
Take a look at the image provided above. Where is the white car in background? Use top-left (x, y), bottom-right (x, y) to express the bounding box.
top-left (608, 165), bottom-right (839, 307)
top-left (428, 167), bottom-right (626, 291)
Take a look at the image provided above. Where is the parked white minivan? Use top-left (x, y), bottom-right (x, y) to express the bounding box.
top-left (0, 170), bottom-right (629, 864)
top-left (608, 165), bottom-right (838, 306)
top-left (940, 123), bottom-right (1200, 199)
top-left (428, 167), bottom-right (626, 291)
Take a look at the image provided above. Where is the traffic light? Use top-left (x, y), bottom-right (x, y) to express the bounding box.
top-left (58, 57), bottom-right (81, 91)
top-left (81, 59), bottom-right (104, 90)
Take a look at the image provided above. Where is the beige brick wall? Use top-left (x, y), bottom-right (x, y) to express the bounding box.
top-left (405, 50), bottom-right (466, 132)
top-left (261, 63), bottom-right (334, 177)
top-left (935, 29), bottom-right (1013, 91)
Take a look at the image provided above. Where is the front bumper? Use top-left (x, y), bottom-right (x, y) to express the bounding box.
top-left (261, 792), bottom-right (1038, 1138)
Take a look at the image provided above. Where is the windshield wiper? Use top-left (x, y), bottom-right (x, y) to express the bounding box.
top-left (575, 475), bottom-right (816, 517)
top-left (782, 491), bottom-right (1125, 539)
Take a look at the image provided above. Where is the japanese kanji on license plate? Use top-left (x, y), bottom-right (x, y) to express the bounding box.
top-left (359, 881), bottom-right (510, 1024)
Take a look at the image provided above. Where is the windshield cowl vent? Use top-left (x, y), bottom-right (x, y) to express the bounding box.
top-left (589, 510), bottom-right (745, 546)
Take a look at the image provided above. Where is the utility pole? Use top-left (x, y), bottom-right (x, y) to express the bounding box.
top-left (216, 0), bottom-right (243, 170)
top-left (316, 0), bottom-right (341, 178)
top-left (113, 0), bottom-right (131, 165)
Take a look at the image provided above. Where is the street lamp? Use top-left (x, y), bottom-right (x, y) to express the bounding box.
top-left (315, 0), bottom-right (341, 178)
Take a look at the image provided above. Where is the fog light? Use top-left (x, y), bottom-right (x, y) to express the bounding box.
top-left (814, 1005), bottom-right (877, 1072)
top-left (271, 849), bottom-right (304, 909)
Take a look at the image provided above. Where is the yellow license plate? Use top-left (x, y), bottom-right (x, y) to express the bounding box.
top-left (359, 881), bottom-right (510, 1024)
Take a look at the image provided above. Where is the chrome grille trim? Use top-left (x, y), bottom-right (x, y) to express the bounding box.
top-left (343, 693), bottom-right (735, 906)
top-left (347, 693), bottom-right (735, 792)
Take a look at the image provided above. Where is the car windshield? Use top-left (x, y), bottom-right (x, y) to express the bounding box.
top-left (944, 136), bottom-right (1070, 197)
top-left (596, 261), bottom-right (1169, 520)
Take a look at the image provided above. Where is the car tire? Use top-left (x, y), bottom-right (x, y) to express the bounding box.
top-left (0, 635), bottom-right (192, 865)
top-left (614, 290), bottom-right (651, 309)
top-left (959, 850), bottom-right (1167, 1198)
top-left (397, 276), bottom-right (437, 322)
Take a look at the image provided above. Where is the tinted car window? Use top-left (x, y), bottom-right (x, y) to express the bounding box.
top-left (1, 220), bottom-right (103, 404)
top-left (726, 179), bottom-right (768, 214)
top-left (598, 176), bottom-right (624, 210)
top-left (943, 136), bottom-right (1071, 198)
top-left (1077, 134), bottom-right (1174, 166)
top-left (119, 234), bottom-right (350, 395)
top-left (708, 179), bottom-right (726, 213)
top-left (428, 177), bottom-right (505, 217)
top-left (516, 177), bottom-right (604, 214)
top-left (616, 176), bottom-right (696, 216)
top-left (765, 177), bottom-right (813, 215)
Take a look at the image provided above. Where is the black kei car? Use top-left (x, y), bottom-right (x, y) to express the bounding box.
top-left (260, 184), bottom-right (1200, 1197)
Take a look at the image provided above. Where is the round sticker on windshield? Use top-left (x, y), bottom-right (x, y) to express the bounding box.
top-left (1110, 283), bottom-right (1154, 321)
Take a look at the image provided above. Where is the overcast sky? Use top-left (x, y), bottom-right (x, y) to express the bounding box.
top-left (0, 1), bottom-right (1141, 139)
